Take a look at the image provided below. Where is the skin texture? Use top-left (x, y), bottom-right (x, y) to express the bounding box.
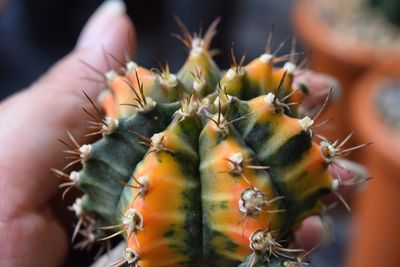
top-left (0, 1), bottom-right (358, 266)
top-left (0, 2), bottom-right (136, 266)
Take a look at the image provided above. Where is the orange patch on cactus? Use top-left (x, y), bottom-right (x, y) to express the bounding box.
top-left (99, 90), bottom-right (119, 118)
top-left (125, 152), bottom-right (189, 266)
top-left (202, 136), bottom-right (282, 261)
top-left (246, 57), bottom-right (274, 90)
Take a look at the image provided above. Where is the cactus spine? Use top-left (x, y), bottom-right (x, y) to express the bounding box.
top-left (54, 19), bottom-right (366, 266)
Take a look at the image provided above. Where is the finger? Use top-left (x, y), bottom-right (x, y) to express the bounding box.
top-left (293, 216), bottom-right (328, 251)
top-left (294, 70), bottom-right (341, 113)
top-left (0, 206), bottom-right (69, 267)
top-left (0, 0), bottom-right (136, 220)
top-left (76, 0), bottom-right (128, 50)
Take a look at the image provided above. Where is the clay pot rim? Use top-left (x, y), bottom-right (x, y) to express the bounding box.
top-left (350, 61), bottom-right (400, 167)
top-left (293, 0), bottom-right (400, 68)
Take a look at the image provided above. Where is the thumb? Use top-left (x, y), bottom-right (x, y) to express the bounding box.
top-left (0, 0), bottom-right (136, 217)
top-left (37, 0), bottom-right (135, 98)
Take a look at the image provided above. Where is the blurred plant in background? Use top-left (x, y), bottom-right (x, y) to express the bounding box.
top-left (319, 0), bottom-right (400, 50)
top-left (294, 1), bottom-right (400, 267)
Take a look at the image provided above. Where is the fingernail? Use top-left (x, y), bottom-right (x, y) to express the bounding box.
top-left (76, 0), bottom-right (126, 49)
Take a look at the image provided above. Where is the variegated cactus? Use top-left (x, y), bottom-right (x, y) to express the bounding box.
top-left (53, 19), bottom-right (366, 266)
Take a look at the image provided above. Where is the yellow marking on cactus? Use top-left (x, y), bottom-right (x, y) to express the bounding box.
top-left (278, 143), bottom-right (333, 202)
top-left (220, 67), bottom-right (245, 97)
top-left (245, 57), bottom-right (298, 98)
top-left (243, 95), bottom-right (333, 235)
top-left (246, 56), bottom-right (274, 91)
top-left (248, 96), bottom-right (330, 189)
top-left (121, 118), bottom-right (200, 267)
top-left (178, 51), bottom-right (219, 88)
top-left (162, 129), bottom-right (197, 159)
top-left (202, 116), bottom-right (221, 140)
top-left (259, 142), bottom-right (332, 231)
top-left (273, 68), bottom-right (293, 92)
top-left (261, 116), bottom-right (302, 154)
top-left (202, 192), bottom-right (233, 201)
top-left (212, 234), bottom-right (245, 260)
top-left (248, 95), bottom-right (277, 123)
top-left (248, 95), bottom-right (304, 158)
top-left (201, 126), bottom-right (283, 262)
top-left (125, 151), bottom-right (191, 267)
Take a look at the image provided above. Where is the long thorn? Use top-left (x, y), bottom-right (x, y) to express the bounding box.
top-left (312, 87), bottom-right (332, 121)
top-left (67, 130), bottom-right (80, 149)
top-left (79, 60), bottom-right (106, 79)
top-left (334, 191), bottom-right (351, 213)
top-left (265, 25), bottom-right (274, 54)
top-left (273, 36), bottom-right (290, 56)
top-left (97, 229), bottom-right (126, 242)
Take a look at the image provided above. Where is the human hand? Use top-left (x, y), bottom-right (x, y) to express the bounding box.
top-left (0, 1), bottom-right (135, 266)
top-left (0, 1), bottom-right (367, 266)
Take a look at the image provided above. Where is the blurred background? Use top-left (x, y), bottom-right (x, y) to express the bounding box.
top-left (0, 0), bottom-right (297, 100)
top-left (1, 0), bottom-right (400, 266)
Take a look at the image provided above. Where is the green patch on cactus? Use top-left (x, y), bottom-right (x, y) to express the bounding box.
top-left (79, 102), bottom-right (179, 228)
top-left (53, 18), bottom-right (365, 267)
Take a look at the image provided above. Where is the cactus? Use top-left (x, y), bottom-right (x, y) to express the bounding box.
top-left (53, 19), bottom-right (366, 266)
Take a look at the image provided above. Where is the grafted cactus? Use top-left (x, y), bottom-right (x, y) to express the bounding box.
top-left (53, 19), bottom-right (366, 266)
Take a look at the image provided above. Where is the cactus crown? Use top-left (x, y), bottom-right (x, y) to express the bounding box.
top-left (54, 19), bottom-right (365, 266)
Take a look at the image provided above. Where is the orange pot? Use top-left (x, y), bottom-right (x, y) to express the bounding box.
top-left (346, 62), bottom-right (400, 267)
top-left (292, 0), bottom-right (400, 144)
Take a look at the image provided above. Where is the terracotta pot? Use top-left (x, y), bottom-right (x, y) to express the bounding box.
top-left (346, 62), bottom-right (400, 267)
top-left (292, 0), bottom-right (400, 144)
